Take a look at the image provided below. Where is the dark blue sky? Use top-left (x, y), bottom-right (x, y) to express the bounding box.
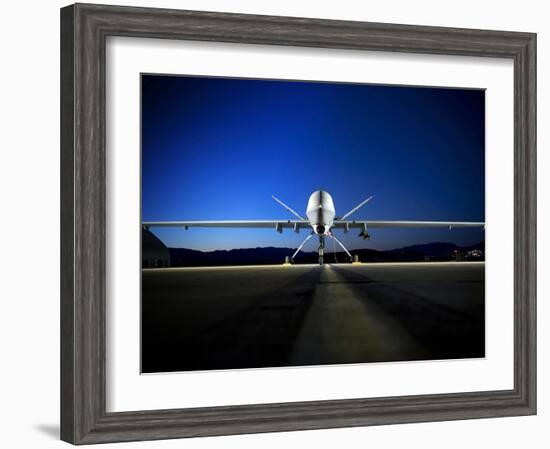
top-left (142, 74), bottom-right (485, 251)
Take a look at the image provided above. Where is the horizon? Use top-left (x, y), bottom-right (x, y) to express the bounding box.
top-left (142, 75), bottom-right (485, 251)
top-left (164, 239), bottom-right (485, 253)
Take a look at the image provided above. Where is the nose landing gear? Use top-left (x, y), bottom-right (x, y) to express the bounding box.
top-left (318, 235), bottom-right (325, 265)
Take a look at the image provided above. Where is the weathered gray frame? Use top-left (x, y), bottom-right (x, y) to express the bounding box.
top-left (60, 3), bottom-right (536, 445)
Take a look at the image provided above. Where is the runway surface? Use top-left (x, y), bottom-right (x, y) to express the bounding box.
top-left (141, 262), bottom-right (484, 373)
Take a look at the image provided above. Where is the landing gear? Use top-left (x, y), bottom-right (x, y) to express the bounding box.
top-left (330, 233), bottom-right (353, 263)
top-left (292, 232), bottom-right (353, 266)
top-left (291, 233), bottom-right (314, 263)
top-left (318, 235), bottom-right (325, 265)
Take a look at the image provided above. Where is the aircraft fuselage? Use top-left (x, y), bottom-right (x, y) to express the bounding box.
top-left (306, 190), bottom-right (335, 236)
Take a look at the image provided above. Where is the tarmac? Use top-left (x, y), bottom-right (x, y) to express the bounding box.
top-left (141, 262), bottom-right (485, 373)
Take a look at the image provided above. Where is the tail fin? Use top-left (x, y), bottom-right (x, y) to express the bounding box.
top-left (272, 195), bottom-right (306, 221)
top-left (339, 196), bottom-right (373, 220)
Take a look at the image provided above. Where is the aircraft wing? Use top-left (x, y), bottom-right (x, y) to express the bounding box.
top-left (332, 220), bottom-right (485, 230)
top-left (143, 220), bottom-right (310, 232)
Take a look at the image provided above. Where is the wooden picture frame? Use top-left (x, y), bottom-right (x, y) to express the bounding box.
top-left (60, 3), bottom-right (536, 444)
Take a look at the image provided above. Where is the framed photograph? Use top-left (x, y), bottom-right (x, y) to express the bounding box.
top-left (60, 3), bottom-right (536, 444)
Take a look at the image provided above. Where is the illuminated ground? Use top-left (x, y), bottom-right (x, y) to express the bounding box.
top-left (141, 262), bottom-right (484, 373)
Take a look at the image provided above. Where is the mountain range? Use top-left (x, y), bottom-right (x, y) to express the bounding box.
top-left (168, 241), bottom-right (484, 267)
